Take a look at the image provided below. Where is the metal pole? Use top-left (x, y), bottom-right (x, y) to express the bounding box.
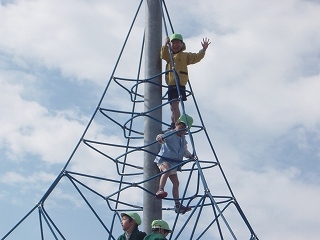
top-left (143, 0), bottom-right (162, 234)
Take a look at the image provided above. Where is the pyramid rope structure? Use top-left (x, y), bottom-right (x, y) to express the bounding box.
top-left (2, 0), bottom-right (259, 239)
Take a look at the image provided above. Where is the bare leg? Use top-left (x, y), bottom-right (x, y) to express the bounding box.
top-left (169, 174), bottom-right (180, 202)
top-left (159, 172), bottom-right (170, 190)
top-left (170, 101), bottom-right (180, 124)
top-left (158, 162), bottom-right (171, 190)
top-left (169, 173), bottom-right (191, 214)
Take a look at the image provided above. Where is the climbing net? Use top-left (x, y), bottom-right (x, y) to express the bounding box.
top-left (2, 1), bottom-right (258, 239)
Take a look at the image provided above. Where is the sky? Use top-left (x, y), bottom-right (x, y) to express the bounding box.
top-left (1, 0), bottom-right (320, 239)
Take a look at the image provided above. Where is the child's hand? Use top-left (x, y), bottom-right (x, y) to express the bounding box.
top-left (156, 134), bottom-right (165, 144)
top-left (164, 37), bottom-right (170, 45)
top-left (201, 37), bottom-right (211, 50)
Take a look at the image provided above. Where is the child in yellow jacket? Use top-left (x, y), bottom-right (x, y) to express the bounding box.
top-left (160, 33), bottom-right (211, 129)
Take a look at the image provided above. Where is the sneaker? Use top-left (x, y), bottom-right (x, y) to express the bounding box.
top-left (174, 204), bottom-right (191, 214)
top-left (155, 189), bottom-right (168, 199)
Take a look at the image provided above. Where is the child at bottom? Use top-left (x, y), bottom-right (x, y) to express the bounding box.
top-left (143, 220), bottom-right (172, 240)
top-left (117, 212), bottom-right (146, 240)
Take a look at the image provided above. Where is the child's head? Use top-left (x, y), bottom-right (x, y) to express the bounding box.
top-left (177, 114), bottom-right (193, 128)
top-left (175, 121), bottom-right (187, 136)
top-left (151, 219), bottom-right (172, 236)
top-left (170, 33), bottom-right (186, 53)
top-left (175, 114), bottom-right (193, 135)
top-left (120, 212), bottom-right (142, 231)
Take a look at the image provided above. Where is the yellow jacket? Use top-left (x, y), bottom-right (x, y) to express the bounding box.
top-left (160, 46), bottom-right (205, 86)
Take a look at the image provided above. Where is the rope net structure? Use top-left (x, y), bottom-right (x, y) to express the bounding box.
top-left (2, 1), bottom-right (259, 239)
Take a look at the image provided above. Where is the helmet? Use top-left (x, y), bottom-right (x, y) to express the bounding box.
top-left (121, 212), bottom-right (142, 225)
top-left (170, 33), bottom-right (183, 42)
top-left (151, 219), bottom-right (172, 233)
top-left (178, 114), bottom-right (193, 128)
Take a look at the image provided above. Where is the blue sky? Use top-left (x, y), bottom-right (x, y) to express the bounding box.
top-left (1, 0), bottom-right (320, 239)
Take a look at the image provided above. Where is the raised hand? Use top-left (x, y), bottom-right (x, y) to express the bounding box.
top-left (201, 37), bottom-right (211, 50)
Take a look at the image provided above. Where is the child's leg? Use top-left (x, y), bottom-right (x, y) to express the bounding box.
top-left (156, 162), bottom-right (171, 198)
top-left (159, 171), bottom-right (170, 191)
top-left (170, 101), bottom-right (180, 125)
top-left (169, 174), bottom-right (180, 201)
top-left (169, 173), bottom-right (191, 214)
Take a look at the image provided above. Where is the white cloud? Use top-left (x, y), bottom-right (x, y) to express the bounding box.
top-left (231, 166), bottom-right (320, 239)
top-left (0, 78), bottom-right (87, 163)
top-left (0, 0), bottom-right (144, 84)
top-left (1, 171), bottom-right (55, 186)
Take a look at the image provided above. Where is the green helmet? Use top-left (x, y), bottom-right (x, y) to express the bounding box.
top-left (179, 114), bottom-right (193, 128)
top-left (170, 33), bottom-right (183, 42)
top-left (121, 212), bottom-right (142, 225)
top-left (151, 219), bottom-right (172, 233)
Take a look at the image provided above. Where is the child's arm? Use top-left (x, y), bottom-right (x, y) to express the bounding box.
top-left (183, 144), bottom-right (194, 159)
top-left (186, 37), bottom-right (211, 64)
top-left (163, 37), bottom-right (170, 47)
top-left (160, 37), bottom-right (171, 62)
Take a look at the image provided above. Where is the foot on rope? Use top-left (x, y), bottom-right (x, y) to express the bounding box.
top-left (174, 203), bottom-right (191, 214)
top-left (155, 189), bottom-right (168, 199)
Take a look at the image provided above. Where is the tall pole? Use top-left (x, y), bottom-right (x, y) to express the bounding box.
top-left (143, 0), bottom-right (162, 234)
